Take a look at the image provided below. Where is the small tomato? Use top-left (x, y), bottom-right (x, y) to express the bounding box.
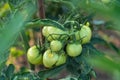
top-left (43, 50), bottom-right (58, 68)
top-left (55, 52), bottom-right (67, 66)
top-left (75, 25), bottom-right (92, 44)
top-left (50, 40), bottom-right (62, 52)
top-left (66, 43), bottom-right (82, 57)
top-left (27, 46), bottom-right (42, 65)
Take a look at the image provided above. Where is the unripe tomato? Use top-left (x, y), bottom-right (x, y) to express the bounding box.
top-left (50, 40), bottom-right (62, 52)
top-left (42, 26), bottom-right (49, 37)
top-left (55, 52), bottom-right (67, 66)
top-left (42, 26), bottom-right (67, 41)
top-left (75, 25), bottom-right (92, 44)
top-left (27, 46), bottom-right (42, 65)
top-left (66, 43), bottom-right (82, 57)
top-left (43, 50), bottom-right (58, 68)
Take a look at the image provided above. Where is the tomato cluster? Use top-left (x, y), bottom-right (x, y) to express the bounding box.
top-left (27, 22), bottom-right (92, 68)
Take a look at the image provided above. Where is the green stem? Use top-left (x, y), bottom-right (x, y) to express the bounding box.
top-left (21, 30), bottom-right (29, 51)
top-left (20, 30), bottom-right (35, 70)
top-left (38, 0), bottom-right (46, 45)
top-left (25, 19), bottom-right (65, 31)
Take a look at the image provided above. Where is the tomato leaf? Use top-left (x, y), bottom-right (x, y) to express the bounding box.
top-left (5, 64), bottom-right (15, 79)
top-left (66, 47), bottom-right (92, 78)
top-left (89, 55), bottom-right (120, 72)
top-left (26, 19), bottom-right (66, 31)
top-left (38, 64), bottom-right (66, 79)
top-left (84, 43), bottom-right (104, 55)
top-left (0, 1), bottom-right (37, 71)
top-left (108, 42), bottom-right (120, 55)
top-left (90, 37), bottom-right (107, 45)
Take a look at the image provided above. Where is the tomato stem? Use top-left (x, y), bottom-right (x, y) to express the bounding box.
top-left (38, 0), bottom-right (46, 45)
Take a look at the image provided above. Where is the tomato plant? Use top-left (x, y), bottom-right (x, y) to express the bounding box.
top-left (0, 0), bottom-right (120, 80)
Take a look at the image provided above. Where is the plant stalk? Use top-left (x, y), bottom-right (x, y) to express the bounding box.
top-left (38, 0), bottom-right (45, 45)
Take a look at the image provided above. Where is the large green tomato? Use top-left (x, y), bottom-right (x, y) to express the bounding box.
top-left (75, 25), bottom-right (92, 44)
top-left (27, 46), bottom-right (42, 65)
top-left (55, 52), bottom-right (67, 66)
top-left (50, 40), bottom-right (62, 52)
top-left (66, 43), bottom-right (82, 57)
top-left (42, 26), bottom-right (67, 41)
top-left (43, 49), bottom-right (58, 68)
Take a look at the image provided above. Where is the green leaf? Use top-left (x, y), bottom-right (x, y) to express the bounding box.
top-left (26, 19), bottom-right (66, 31)
top-left (60, 75), bottom-right (78, 80)
top-left (66, 57), bottom-right (81, 75)
top-left (38, 64), bottom-right (66, 79)
top-left (5, 64), bottom-right (15, 79)
top-left (90, 37), bottom-right (107, 45)
top-left (0, 1), bottom-right (37, 70)
top-left (89, 55), bottom-right (120, 72)
top-left (0, 75), bottom-right (5, 80)
top-left (108, 42), bottom-right (120, 55)
top-left (84, 43), bottom-right (104, 55)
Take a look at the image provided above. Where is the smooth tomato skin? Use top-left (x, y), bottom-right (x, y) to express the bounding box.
top-left (42, 26), bottom-right (67, 41)
top-left (66, 43), bottom-right (82, 57)
top-left (27, 46), bottom-right (42, 65)
top-left (55, 52), bottom-right (67, 66)
top-left (75, 25), bottom-right (92, 44)
top-left (42, 26), bottom-right (49, 37)
top-left (43, 50), bottom-right (58, 68)
top-left (50, 40), bottom-right (62, 52)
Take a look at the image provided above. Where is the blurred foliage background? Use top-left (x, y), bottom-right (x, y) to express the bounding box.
top-left (0, 0), bottom-right (120, 80)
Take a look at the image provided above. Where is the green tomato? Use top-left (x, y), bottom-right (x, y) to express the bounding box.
top-left (43, 49), bottom-right (58, 68)
top-left (42, 26), bottom-right (67, 41)
top-left (75, 25), bottom-right (92, 44)
top-left (42, 26), bottom-right (49, 37)
top-left (27, 46), bottom-right (42, 65)
top-left (50, 40), bottom-right (62, 52)
top-left (66, 43), bottom-right (82, 57)
top-left (55, 52), bottom-right (67, 66)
